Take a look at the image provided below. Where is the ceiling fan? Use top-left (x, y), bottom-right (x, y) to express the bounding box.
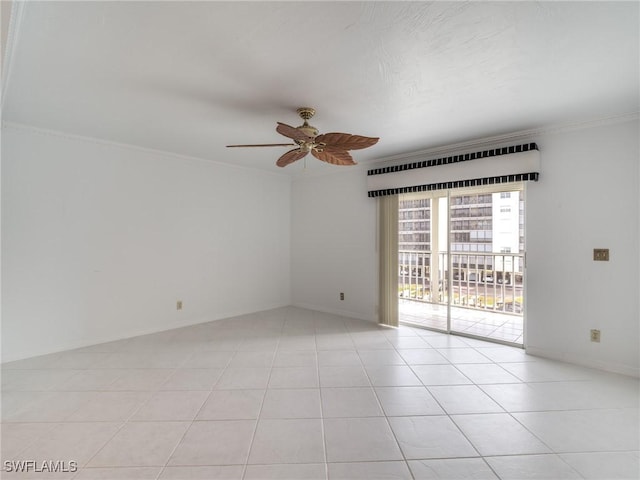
top-left (227, 107), bottom-right (379, 167)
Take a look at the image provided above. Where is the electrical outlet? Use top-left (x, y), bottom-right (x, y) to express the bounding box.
top-left (593, 248), bottom-right (609, 261)
top-left (176, 300), bottom-right (183, 310)
top-left (590, 329), bottom-right (601, 342)
top-left (340, 292), bottom-right (345, 301)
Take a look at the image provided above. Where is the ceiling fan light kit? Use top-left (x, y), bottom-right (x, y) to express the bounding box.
top-left (227, 107), bottom-right (379, 168)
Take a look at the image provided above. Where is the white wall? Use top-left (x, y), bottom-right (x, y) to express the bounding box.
top-left (526, 120), bottom-right (639, 376)
top-left (291, 118), bottom-right (639, 376)
top-left (291, 168), bottom-right (378, 321)
top-left (1, 126), bottom-right (291, 362)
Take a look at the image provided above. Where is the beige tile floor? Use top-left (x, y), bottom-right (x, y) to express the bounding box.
top-left (1, 307), bottom-right (638, 479)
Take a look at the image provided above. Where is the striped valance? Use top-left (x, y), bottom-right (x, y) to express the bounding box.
top-left (367, 143), bottom-right (540, 198)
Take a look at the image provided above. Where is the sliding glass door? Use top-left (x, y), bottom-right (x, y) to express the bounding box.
top-left (398, 183), bottom-right (526, 345)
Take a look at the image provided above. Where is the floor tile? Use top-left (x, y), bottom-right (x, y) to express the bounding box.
top-left (215, 367), bottom-right (270, 389)
top-left (56, 369), bottom-right (124, 391)
top-left (238, 337), bottom-right (279, 352)
top-left (478, 347), bottom-right (537, 363)
top-left (412, 364), bottom-right (472, 385)
top-left (500, 359), bottom-right (601, 382)
top-left (73, 466), bottom-right (161, 479)
top-left (47, 352), bottom-right (113, 369)
top-left (4, 307), bottom-right (638, 480)
top-left (319, 366), bottom-right (370, 387)
top-left (269, 367), bottom-right (319, 388)
top-left (68, 392), bottom-right (151, 422)
top-left (386, 336), bottom-right (431, 349)
top-left (454, 363), bottom-right (522, 384)
top-left (365, 365), bottom-right (422, 386)
top-left (452, 413), bottom-right (551, 456)
top-left (0, 422), bottom-right (58, 458)
top-left (182, 351), bottom-right (233, 368)
top-left (228, 350), bottom-right (275, 368)
top-left (560, 451), bottom-right (640, 479)
top-left (321, 387), bottom-right (383, 418)
top-left (248, 418), bottom-right (325, 464)
top-left (422, 336), bottom-right (471, 348)
top-left (277, 336), bottom-right (318, 351)
top-left (196, 389), bottom-right (264, 420)
top-left (435, 348), bottom-right (493, 364)
top-left (357, 349), bottom-right (406, 365)
top-left (97, 352), bottom-right (190, 369)
top-left (486, 454), bottom-right (583, 479)
top-left (168, 420), bottom-right (255, 466)
top-left (388, 416), bottom-right (478, 459)
top-left (324, 417), bottom-right (403, 462)
top-left (428, 385), bottom-right (504, 414)
top-left (315, 335), bottom-right (355, 351)
top-left (106, 369), bottom-right (175, 391)
top-left (375, 386), bottom-right (444, 416)
top-left (351, 337), bottom-right (394, 350)
top-left (88, 422), bottom-right (189, 467)
top-left (408, 458), bottom-right (499, 479)
top-left (397, 349), bottom-right (449, 365)
top-left (261, 388), bottom-right (322, 419)
top-left (245, 463), bottom-right (326, 479)
top-left (2, 369), bottom-right (79, 391)
top-left (273, 350), bottom-right (318, 367)
top-left (328, 461), bottom-right (412, 479)
top-left (159, 368), bottom-right (223, 390)
top-left (130, 390), bottom-right (209, 421)
top-left (513, 408), bottom-right (640, 452)
top-left (158, 465), bottom-right (244, 479)
top-left (317, 350), bottom-right (361, 366)
top-left (4, 391), bottom-right (95, 422)
top-left (19, 422), bottom-right (121, 467)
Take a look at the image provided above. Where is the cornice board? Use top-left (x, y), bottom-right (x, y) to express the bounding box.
top-left (2, 122), bottom-right (293, 180)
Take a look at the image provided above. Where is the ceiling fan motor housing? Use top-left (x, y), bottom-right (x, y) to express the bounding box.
top-left (296, 108), bottom-right (319, 138)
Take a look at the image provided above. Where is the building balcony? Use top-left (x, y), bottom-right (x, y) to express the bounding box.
top-left (398, 250), bottom-right (524, 345)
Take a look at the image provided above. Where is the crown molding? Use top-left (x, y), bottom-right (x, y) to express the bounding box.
top-left (2, 122), bottom-right (292, 180)
top-left (1, 0), bottom-right (26, 109)
top-left (369, 111), bottom-right (640, 169)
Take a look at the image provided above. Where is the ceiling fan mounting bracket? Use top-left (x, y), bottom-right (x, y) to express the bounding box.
top-left (296, 107), bottom-right (315, 121)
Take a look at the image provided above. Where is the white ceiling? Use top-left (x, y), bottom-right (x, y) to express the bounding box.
top-left (2, 1), bottom-right (638, 173)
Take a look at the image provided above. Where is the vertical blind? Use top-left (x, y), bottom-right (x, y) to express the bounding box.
top-left (378, 195), bottom-right (399, 327)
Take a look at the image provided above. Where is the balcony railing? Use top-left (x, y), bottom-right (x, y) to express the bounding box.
top-left (399, 250), bottom-right (524, 315)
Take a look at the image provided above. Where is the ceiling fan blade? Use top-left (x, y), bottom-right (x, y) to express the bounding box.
top-left (276, 148), bottom-right (309, 168)
top-left (276, 122), bottom-right (313, 142)
top-left (311, 148), bottom-right (356, 166)
top-left (314, 133), bottom-right (379, 150)
top-left (227, 143), bottom-right (296, 147)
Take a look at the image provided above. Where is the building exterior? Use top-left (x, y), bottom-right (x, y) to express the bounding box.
top-left (398, 188), bottom-right (524, 309)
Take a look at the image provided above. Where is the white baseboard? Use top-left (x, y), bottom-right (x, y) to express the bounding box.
top-left (526, 346), bottom-right (640, 378)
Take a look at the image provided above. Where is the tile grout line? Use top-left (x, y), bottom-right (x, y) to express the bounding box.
top-left (239, 316), bottom-right (282, 480)
top-left (353, 332), bottom-right (417, 480)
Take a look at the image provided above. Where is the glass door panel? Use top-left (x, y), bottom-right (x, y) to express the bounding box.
top-left (398, 194), bottom-right (448, 332)
top-left (398, 185), bottom-right (525, 346)
top-left (448, 188), bottom-right (524, 344)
